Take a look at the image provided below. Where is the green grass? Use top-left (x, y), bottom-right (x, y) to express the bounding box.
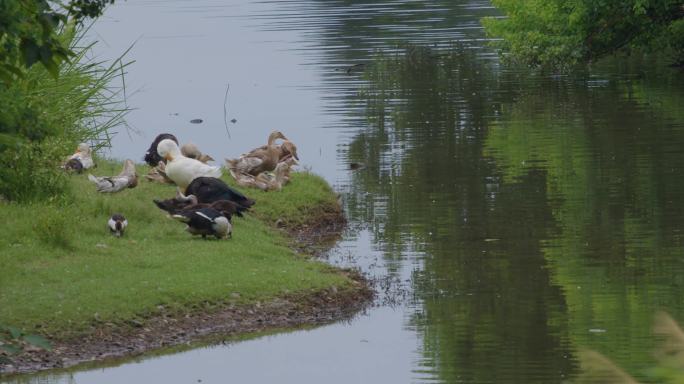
top-left (0, 161), bottom-right (349, 338)
top-left (226, 169), bottom-right (341, 227)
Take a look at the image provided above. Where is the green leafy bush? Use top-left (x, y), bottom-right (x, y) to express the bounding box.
top-left (0, 27), bottom-right (130, 202)
top-left (483, 0), bottom-right (684, 69)
top-left (0, 138), bottom-right (71, 202)
top-left (0, 0), bottom-right (115, 82)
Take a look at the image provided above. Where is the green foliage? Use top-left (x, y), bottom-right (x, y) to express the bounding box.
top-left (670, 19), bottom-right (684, 64)
top-left (66, 0), bottom-right (116, 20)
top-left (0, 27), bottom-right (130, 202)
top-left (483, 0), bottom-right (684, 69)
top-left (0, 0), bottom-right (115, 82)
top-left (0, 1), bottom-right (69, 81)
top-left (0, 138), bottom-right (71, 203)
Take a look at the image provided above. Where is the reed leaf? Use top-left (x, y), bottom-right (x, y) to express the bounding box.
top-left (0, 24), bottom-right (132, 202)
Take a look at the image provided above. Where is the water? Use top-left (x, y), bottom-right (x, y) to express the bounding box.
top-left (8, 0), bottom-right (684, 383)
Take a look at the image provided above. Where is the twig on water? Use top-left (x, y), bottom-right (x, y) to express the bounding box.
top-left (223, 84), bottom-right (231, 140)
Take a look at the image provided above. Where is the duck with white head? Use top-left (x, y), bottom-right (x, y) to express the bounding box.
top-left (156, 139), bottom-right (222, 190)
top-left (65, 142), bottom-right (95, 170)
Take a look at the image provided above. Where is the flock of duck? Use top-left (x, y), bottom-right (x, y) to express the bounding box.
top-left (64, 131), bottom-right (299, 240)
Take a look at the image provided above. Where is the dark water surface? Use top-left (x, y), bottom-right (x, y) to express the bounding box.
top-left (10, 0), bottom-right (684, 383)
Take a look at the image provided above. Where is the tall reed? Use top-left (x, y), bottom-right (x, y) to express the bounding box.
top-left (0, 25), bottom-right (132, 202)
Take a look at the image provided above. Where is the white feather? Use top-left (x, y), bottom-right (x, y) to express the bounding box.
top-left (87, 160), bottom-right (137, 193)
top-left (88, 175), bottom-right (133, 193)
top-left (67, 143), bottom-right (94, 169)
top-left (158, 140), bottom-right (222, 189)
top-left (213, 216), bottom-right (232, 239)
top-left (171, 214), bottom-right (190, 223)
top-left (195, 211), bottom-right (213, 222)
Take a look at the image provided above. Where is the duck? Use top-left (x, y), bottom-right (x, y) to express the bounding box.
top-left (181, 142), bottom-right (214, 164)
top-left (64, 158), bottom-right (84, 173)
top-left (66, 143), bottom-right (95, 170)
top-left (145, 161), bottom-right (174, 184)
top-left (184, 176), bottom-right (255, 209)
top-left (156, 139), bottom-right (222, 190)
top-left (144, 133), bottom-right (178, 166)
top-left (88, 159), bottom-right (138, 193)
top-left (278, 140), bottom-right (299, 163)
top-left (225, 131), bottom-right (287, 176)
top-left (247, 139), bottom-right (299, 163)
top-left (172, 207), bottom-right (232, 239)
top-left (108, 213), bottom-right (128, 237)
top-left (153, 188), bottom-right (247, 219)
top-left (276, 156), bottom-right (297, 185)
top-left (228, 161), bottom-right (291, 191)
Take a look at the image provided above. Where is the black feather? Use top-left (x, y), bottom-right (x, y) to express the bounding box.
top-left (173, 207), bottom-right (229, 238)
top-left (65, 158), bottom-right (84, 173)
top-left (153, 198), bottom-right (243, 221)
top-left (185, 177), bottom-right (255, 211)
top-left (144, 133), bottom-right (178, 166)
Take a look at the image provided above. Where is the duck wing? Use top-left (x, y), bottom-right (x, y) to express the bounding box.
top-left (166, 157), bottom-right (222, 189)
top-left (231, 155), bottom-right (265, 175)
top-left (231, 169), bottom-right (269, 191)
top-left (172, 207), bottom-right (227, 236)
top-left (200, 164), bottom-right (222, 178)
top-left (79, 156), bottom-right (95, 169)
top-left (185, 177), bottom-right (255, 209)
top-left (209, 200), bottom-right (244, 219)
top-left (88, 174), bottom-right (133, 193)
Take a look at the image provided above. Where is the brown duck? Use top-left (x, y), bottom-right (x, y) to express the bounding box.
top-left (225, 131), bottom-right (289, 176)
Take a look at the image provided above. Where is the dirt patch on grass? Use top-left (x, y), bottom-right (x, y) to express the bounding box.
top-left (1, 207), bottom-right (373, 375)
top-left (284, 203), bottom-right (348, 254)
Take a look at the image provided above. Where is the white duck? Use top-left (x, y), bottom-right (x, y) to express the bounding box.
top-left (66, 143), bottom-right (95, 169)
top-left (156, 139), bottom-right (222, 190)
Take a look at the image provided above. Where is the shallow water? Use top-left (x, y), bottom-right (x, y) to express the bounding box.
top-left (8, 0), bottom-right (684, 383)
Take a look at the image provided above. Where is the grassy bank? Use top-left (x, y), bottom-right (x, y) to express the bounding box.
top-left (0, 160), bottom-right (353, 339)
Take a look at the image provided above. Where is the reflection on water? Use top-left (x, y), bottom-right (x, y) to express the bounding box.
top-left (8, 0), bottom-right (684, 383)
top-left (346, 45), bottom-right (684, 382)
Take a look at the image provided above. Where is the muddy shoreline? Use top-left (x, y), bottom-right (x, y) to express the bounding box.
top-left (1, 211), bottom-right (373, 376)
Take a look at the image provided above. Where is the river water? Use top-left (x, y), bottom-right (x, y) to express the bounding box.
top-left (10, 0), bottom-right (684, 383)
